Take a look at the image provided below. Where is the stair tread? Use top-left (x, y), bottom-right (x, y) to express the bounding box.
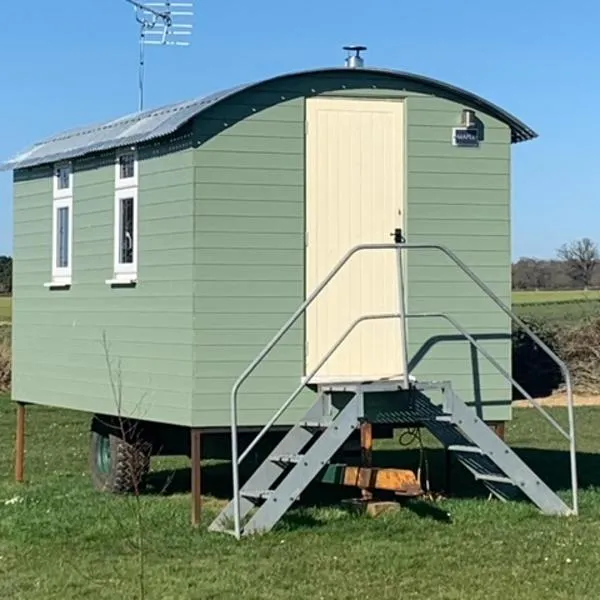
top-left (474, 473), bottom-right (514, 485)
top-left (241, 489), bottom-right (274, 501)
top-left (447, 444), bottom-right (484, 454)
top-left (299, 420), bottom-right (331, 429)
top-left (270, 453), bottom-right (303, 464)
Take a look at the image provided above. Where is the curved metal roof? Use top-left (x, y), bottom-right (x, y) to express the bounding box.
top-left (1, 67), bottom-right (536, 171)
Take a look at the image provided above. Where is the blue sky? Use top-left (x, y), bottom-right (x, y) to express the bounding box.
top-left (0, 0), bottom-right (598, 258)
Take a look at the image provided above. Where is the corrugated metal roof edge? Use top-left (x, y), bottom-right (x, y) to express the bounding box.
top-left (0, 67), bottom-right (537, 172)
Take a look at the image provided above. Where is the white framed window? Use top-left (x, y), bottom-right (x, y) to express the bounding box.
top-left (45, 162), bottom-right (74, 288)
top-left (110, 187), bottom-right (138, 283)
top-left (48, 196), bottom-right (73, 286)
top-left (53, 162), bottom-right (72, 198)
top-left (115, 149), bottom-right (138, 189)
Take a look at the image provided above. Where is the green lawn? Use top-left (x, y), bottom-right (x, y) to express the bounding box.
top-left (0, 394), bottom-right (598, 599)
top-left (512, 289), bottom-right (600, 305)
top-left (0, 296), bottom-right (10, 322)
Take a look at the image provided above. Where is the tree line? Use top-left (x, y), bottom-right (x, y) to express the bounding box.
top-left (513, 238), bottom-right (600, 291)
top-left (0, 256), bottom-right (11, 295)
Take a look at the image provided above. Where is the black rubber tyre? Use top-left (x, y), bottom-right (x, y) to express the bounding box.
top-left (90, 416), bottom-right (151, 494)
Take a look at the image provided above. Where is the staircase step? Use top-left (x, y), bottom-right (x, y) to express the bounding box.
top-left (435, 415), bottom-right (453, 423)
top-left (270, 453), bottom-right (303, 464)
top-left (241, 489), bottom-right (274, 502)
top-left (299, 420), bottom-right (331, 429)
top-left (447, 444), bottom-right (484, 455)
top-left (208, 392), bottom-right (338, 534)
top-left (422, 384), bottom-right (571, 516)
top-left (474, 473), bottom-right (514, 485)
top-left (240, 392), bottom-right (362, 535)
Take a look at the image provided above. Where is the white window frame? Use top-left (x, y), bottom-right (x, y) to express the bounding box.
top-left (53, 161), bottom-right (73, 198)
top-left (46, 197), bottom-right (73, 288)
top-left (45, 162), bottom-right (73, 288)
top-left (115, 149), bottom-right (138, 189)
top-left (109, 187), bottom-right (138, 284)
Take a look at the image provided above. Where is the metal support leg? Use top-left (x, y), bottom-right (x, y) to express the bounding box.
top-left (191, 428), bottom-right (202, 527)
top-left (15, 402), bottom-right (25, 483)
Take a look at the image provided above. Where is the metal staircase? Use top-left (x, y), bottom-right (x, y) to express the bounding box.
top-left (209, 390), bottom-right (362, 535)
top-left (209, 242), bottom-right (578, 539)
top-left (414, 382), bottom-right (570, 515)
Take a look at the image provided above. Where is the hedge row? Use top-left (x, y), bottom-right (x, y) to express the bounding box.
top-left (513, 314), bottom-right (600, 397)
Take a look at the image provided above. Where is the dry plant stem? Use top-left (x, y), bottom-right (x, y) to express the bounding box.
top-left (102, 332), bottom-right (146, 600)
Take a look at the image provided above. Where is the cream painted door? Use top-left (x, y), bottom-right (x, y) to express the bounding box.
top-left (305, 96), bottom-right (405, 383)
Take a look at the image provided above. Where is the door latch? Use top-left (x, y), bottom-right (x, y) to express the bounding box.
top-left (390, 228), bottom-right (405, 244)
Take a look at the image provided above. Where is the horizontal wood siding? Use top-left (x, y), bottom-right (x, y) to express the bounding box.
top-left (11, 70), bottom-right (516, 429)
top-left (192, 95), bottom-right (310, 427)
top-left (405, 96), bottom-right (512, 422)
top-left (189, 73), bottom-right (516, 427)
top-left (12, 140), bottom-right (195, 425)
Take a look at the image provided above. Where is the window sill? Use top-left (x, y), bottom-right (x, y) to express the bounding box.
top-left (105, 276), bottom-right (137, 287)
top-left (44, 280), bottom-right (71, 290)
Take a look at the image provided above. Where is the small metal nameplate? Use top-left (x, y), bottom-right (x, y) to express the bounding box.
top-left (452, 127), bottom-right (479, 148)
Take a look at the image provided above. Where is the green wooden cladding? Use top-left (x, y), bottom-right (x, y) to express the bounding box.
top-left (11, 71), bottom-right (514, 427)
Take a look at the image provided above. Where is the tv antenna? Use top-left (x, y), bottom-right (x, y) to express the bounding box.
top-left (124, 0), bottom-right (194, 112)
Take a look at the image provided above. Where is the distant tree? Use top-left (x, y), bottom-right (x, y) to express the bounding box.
top-left (557, 238), bottom-right (599, 289)
top-left (0, 256), bottom-right (11, 295)
top-left (512, 258), bottom-right (551, 290)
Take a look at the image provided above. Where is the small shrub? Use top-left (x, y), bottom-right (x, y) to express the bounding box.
top-left (555, 316), bottom-right (600, 393)
top-left (512, 315), bottom-right (563, 398)
top-left (0, 336), bottom-right (10, 392)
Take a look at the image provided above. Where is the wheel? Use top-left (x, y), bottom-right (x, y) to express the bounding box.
top-left (90, 416), bottom-right (151, 494)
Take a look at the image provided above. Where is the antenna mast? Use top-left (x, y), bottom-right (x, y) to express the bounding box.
top-left (124, 0), bottom-right (194, 112)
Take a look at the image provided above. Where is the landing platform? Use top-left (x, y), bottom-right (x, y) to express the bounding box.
top-left (319, 378), bottom-right (449, 426)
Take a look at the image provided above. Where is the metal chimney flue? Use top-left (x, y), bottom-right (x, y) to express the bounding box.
top-left (343, 45), bottom-right (366, 68)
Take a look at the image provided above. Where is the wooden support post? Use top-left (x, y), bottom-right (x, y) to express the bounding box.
top-left (444, 447), bottom-right (453, 495)
top-left (15, 402), bottom-right (26, 483)
top-left (360, 422), bottom-right (373, 500)
top-left (190, 428), bottom-right (202, 527)
top-left (494, 421), bottom-right (506, 441)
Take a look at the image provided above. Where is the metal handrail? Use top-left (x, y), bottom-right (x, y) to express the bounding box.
top-left (228, 243), bottom-right (578, 538)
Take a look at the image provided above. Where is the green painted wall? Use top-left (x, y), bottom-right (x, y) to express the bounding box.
top-left (189, 73), bottom-right (513, 427)
top-left (12, 137), bottom-right (196, 425)
top-left (191, 93), bottom-right (309, 427)
top-left (404, 95), bottom-right (512, 422)
top-left (11, 71), bottom-right (515, 428)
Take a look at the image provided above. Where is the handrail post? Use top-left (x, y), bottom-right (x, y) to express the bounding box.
top-left (396, 243), bottom-right (410, 390)
top-left (565, 371), bottom-right (578, 515)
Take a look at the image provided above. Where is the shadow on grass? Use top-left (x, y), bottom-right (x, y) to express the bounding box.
top-left (146, 445), bottom-right (591, 510)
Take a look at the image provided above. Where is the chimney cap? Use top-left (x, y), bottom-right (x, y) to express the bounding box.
top-left (343, 45), bottom-right (367, 68)
top-left (343, 45), bottom-right (367, 53)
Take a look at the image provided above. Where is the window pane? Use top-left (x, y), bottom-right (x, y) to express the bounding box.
top-left (119, 154), bottom-right (135, 180)
top-left (119, 197), bottom-right (134, 264)
top-left (56, 167), bottom-right (70, 190)
top-left (56, 206), bottom-right (69, 268)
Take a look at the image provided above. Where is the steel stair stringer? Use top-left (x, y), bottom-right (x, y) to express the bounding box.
top-left (209, 390), bottom-right (361, 535)
top-left (418, 382), bottom-right (571, 516)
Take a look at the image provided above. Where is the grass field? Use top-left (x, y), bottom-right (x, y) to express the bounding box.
top-left (0, 297), bottom-right (10, 322)
top-left (1, 395), bottom-right (599, 599)
top-left (512, 290), bottom-right (600, 304)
